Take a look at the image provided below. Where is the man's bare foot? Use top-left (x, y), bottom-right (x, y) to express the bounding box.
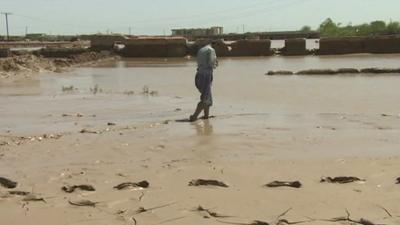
top-left (189, 115), bottom-right (198, 122)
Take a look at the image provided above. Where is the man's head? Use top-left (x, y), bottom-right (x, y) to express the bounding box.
top-left (198, 39), bottom-right (219, 48)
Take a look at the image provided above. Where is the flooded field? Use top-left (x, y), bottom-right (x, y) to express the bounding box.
top-left (1, 55), bottom-right (400, 225)
top-left (1, 55), bottom-right (400, 156)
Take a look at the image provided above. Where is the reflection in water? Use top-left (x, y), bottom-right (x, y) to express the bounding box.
top-left (193, 119), bottom-right (213, 136)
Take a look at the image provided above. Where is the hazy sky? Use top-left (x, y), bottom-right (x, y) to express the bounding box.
top-left (1, 0), bottom-right (400, 35)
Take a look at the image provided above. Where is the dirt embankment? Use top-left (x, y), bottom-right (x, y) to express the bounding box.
top-left (0, 51), bottom-right (117, 80)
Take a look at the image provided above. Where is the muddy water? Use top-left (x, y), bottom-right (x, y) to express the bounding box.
top-left (11, 54), bottom-right (400, 113)
top-left (1, 55), bottom-right (400, 158)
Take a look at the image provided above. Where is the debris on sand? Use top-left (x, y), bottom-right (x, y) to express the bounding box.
top-left (62, 185), bottom-right (96, 193)
top-left (195, 205), bottom-right (231, 218)
top-left (217, 219), bottom-right (270, 225)
top-left (0, 177), bottom-right (18, 189)
top-left (133, 202), bottom-right (177, 215)
top-left (321, 210), bottom-right (378, 225)
top-left (189, 179), bottom-right (229, 187)
top-left (265, 181), bottom-right (302, 188)
top-left (8, 191), bottom-right (30, 196)
top-left (113, 181), bottom-right (150, 190)
top-left (396, 177), bottom-right (400, 184)
top-left (360, 68), bottom-right (400, 74)
top-left (61, 85), bottom-right (76, 92)
top-left (23, 194), bottom-right (46, 203)
top-left (79, 129), bottom-right (100, 134)
top-left (296, 69), bottom-right (338, 75)
top-left (336, 68), bottom-right (360, 74)
top-left (320, 176), bottom-right (365, 184)
top-left (107, 122), bottom-right (116, 126)
top-left (123, 90), bottom-right (135, 95)
top-left (266, 70), bottom-right (294, 76)
top-left (62, 113), bottom-right (83, 117)
top-left (68, 200), bottom-right (98, 207)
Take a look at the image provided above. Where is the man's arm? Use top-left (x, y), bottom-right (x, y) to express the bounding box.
top-left (208, 49), bottom-right (217, 69)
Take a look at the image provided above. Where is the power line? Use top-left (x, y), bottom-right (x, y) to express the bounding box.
top-left (1, 12), bottom-right (12, 40)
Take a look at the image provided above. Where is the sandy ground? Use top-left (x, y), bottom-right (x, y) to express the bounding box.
top-left (1, 56), bottom-right (400, 225)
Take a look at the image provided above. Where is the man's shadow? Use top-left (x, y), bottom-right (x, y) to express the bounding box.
top-left (175, 116), bottom-right (216, 123)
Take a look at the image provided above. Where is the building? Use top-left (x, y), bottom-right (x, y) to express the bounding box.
top-left (171, 26), bottom-right (223, 37)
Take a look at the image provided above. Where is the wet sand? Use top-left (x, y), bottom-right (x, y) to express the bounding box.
top-left (1, 56), bottom-right (400, 224)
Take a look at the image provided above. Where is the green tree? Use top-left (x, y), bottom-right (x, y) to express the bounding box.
top-left (386, 21), bottom-right (400, 34)
top-left (300, 26), bottom-right (312, 32)
top-left (370, 20), bottom-right (386, 35)
top-left (318, 18), bottom-right (338, 37)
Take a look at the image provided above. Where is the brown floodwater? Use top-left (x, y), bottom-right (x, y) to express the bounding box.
top-left (1, 55), bottom-right (400, 158)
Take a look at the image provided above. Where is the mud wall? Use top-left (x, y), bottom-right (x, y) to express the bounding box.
top-left (122, 37), bottom-right (187, 57)
top-left (37, 47), bottom-right (88, 58)
top-left (318, 37), bottom-right (366, 55)
top-left (229, 40), bottom-right (272, 56)
top-left (365, 36), bottom-right (400, 54)
top-left (281, 38), bottom-right (308, 56)
top-left (318, 36), bottom-right (400, 55)
top-left (90, 35), bottom-right (128, 51)
top-left (187, 39), bottom-right (230, 57)
top-left (0, 48), bottom-right (10, 58)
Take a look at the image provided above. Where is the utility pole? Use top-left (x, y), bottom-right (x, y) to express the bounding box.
top-left (242, 24), bottom-right (245, 34)
top-left (1, 12), bottom-right (12, 41)
top-left (129, 26), bottom-right (132, 35)
top-left (25, 26), bottom-right (28, 36)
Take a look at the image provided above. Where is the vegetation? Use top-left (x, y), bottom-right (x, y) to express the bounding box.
top-left (301, 18), bottom-right (400, 37)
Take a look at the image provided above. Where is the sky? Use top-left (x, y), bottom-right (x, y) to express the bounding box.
top-left (1, 0), bottom-right (400, 35)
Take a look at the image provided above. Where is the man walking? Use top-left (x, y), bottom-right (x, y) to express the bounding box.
top-left (190, 40), bottom-right (218, 122)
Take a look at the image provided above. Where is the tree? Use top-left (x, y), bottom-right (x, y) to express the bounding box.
top-left (386, 21), bottom-right (400, 34)
top-left (318, 18), bottom-right (339, 37)
top-left (300, 26), bottom-right (312, 32)
top-left (370, 20), bottom-right (386, 35)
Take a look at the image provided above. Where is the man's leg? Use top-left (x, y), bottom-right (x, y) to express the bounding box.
top-left (190, 102), bottom-right (204, 122)
top-left (203, 106), bottom-right (210, 119)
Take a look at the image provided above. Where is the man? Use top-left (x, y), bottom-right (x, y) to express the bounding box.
top-left (189, 40), bottom-right (218, 122)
